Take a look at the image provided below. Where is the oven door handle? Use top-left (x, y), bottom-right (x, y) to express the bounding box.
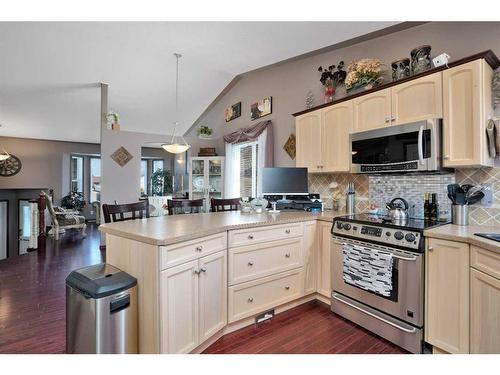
top-left (418, 124), bottom-right (425, 165)
top-left (332, 293), bottom-right (418, 334)
top-left (333, 240), bottom-right (418, 261)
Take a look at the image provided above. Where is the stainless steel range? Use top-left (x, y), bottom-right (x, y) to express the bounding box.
top-left (330, 214), bottom-right (445, 353)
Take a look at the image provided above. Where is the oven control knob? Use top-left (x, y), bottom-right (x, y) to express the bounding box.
top-left (405, 233), bottom-right (416, 242)
top-left (336, 222), bottom-right (344, 230)
top-left (394, 231), bottom-right (404, 240)
top-left (344, 224), bottom-right (351, 231)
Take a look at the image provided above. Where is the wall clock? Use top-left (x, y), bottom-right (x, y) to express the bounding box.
top-left (0, 154), bottom-right (22, 177)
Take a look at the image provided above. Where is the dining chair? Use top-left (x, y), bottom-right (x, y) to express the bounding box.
top-left (102, 200), bottom-right (150, 223)
top-left (211, 198), bottom-right (241, 212)
top-left (167, 199), bottom-right (204, 215)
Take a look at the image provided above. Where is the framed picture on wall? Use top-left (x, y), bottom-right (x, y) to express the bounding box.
top-left (250, 96), bottom-right (272, 121)
top-left (225, 102), bottom-right (241, 122)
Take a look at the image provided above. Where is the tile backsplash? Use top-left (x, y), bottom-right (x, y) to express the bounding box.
top-left (308, 167), bottom-right (500, 225)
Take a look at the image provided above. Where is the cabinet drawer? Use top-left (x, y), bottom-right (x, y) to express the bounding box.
top-left (471, 246), bottom-right (500, 280)
top-left (228, 269), bottom-right (304, 323)
top-left (160, 232), bottom-right (227, 270)
top-left (228, 222), bottom-right (303, 248)
top-left (228, 237), bottom-right (303, 285)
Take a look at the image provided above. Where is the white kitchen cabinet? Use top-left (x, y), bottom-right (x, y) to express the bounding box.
top-left (317, 221), bottom-right (332, 298)
top-left (353, 88), bottom-right (391, 132)
top-left (161, 250), bottom-right (227, 353)
top-left (303, 221), bottom-right (318, 295)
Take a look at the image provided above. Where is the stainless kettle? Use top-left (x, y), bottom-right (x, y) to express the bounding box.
top-left (386, 198), bottom-right (409, 222)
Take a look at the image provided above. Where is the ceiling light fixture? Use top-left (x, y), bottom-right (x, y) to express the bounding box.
top-left (162, 53), bottom-right (190, 154)
top-left (0, 150), bottom-right (10, 161)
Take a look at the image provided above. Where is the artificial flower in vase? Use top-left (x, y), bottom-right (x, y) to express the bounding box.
top-left (345, 58), bottom-right (385, 92)
top-left (318, 61), bottom-right (346, 103)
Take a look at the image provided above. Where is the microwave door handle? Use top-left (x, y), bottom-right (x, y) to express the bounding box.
top-left (418, 125), bottom-right (424, 165)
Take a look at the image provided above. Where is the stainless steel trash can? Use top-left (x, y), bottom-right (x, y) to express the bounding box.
top-left (66, 263), bottom-right (138, 354)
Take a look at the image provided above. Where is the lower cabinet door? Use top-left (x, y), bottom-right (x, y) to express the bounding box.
top-left (470, 268), bottom-right (500, 354)
top-left (161, 259), bottom-right (199, 354)
top-left (199, 250), bottom-right (227, 343)
top-left (303, 221), bottom-right (318, 295)
top-left (317, 222), bottom-right (332, 298)
top-left (425, 238), bottom-right (469, 353)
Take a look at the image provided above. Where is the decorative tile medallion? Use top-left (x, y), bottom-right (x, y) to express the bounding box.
top-left (110, 146), bottom-right (133, 167)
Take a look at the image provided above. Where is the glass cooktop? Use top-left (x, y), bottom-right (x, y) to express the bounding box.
top-left (336, 213), bottom-right (448, 232)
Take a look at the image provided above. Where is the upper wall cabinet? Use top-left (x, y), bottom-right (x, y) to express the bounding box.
top-left (321, 101), bottom-right (353, 172)
top-left (353, 88), bottom-right (391, 132)
top-left (296, 102), bottom-right (353, 173)
top-left (391, 72), bottom-right (443, 125)
top-left (442, 59), bottom-right (494, 168)
top-left (296, 111), bottom-right (322, 173)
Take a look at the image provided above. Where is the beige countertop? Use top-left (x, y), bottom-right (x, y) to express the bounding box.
top-left (424, 224), bottom-right (500, 253)
top-left (99, 210), bottom-right (344, 246)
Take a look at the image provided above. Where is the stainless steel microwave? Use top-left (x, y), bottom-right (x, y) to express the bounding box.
top-left (350, 119), bottom-right (445, 174)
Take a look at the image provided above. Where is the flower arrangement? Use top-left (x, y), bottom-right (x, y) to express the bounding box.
top-left (61, 191), bottom-right (86, 211)
top-left (106, 111), bottom-right (120, 130)
top-left (318, 62), bottom-right (346, 102)
top-left (345, 58), bottom-right (385, 91)
top-left (198, 125), bottom-right (213, 139)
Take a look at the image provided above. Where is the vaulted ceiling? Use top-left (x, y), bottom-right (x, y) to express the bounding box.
top-left (0, 22), bottom-right (398, 143)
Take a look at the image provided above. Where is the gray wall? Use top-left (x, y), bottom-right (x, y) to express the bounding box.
top-left (0, 136), bottom-right (100, 202)
top-left (187, 22), bottom-right (500, 166)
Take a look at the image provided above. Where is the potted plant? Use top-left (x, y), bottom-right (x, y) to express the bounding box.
top-left (151, 169), bottom-right (174, 196)
top-left (106, 111), bottom-right (120, 130)
top-left (61, 191), bottom-right (86, 212)
top-left (198, 125), bottom-right (213, 139)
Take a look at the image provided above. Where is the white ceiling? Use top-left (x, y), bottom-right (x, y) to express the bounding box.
top-left (0, 22), bottom-right (398, 143)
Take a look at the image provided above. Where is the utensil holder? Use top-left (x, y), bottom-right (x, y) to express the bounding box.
top-left (346, 193), bottom-right (355, 215)
top-left (452, 204), bottom-right (469, 226)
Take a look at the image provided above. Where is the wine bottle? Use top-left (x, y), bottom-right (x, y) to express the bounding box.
top-left (424, 193), bottom-right (430, 220)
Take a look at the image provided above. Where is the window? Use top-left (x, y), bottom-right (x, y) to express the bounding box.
top-left (152, 159), bottom-right (164, 173)
top-left (140, 159), bottom-right (148, 196)
top-left (232, 141), bottom-right (258, 198)
top-left (90, 157), bottom-right (101, 202)
top-left (70, 155), bottom-right (84, 193)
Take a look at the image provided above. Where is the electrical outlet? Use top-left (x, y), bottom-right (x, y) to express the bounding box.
top-left (481, 184), bottom-right (493, 207)
top-left (90, 210), bottom-right (94, 215)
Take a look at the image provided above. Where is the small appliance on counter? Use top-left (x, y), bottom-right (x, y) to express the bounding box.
top-left (346, 182), bottom-right (355, 215)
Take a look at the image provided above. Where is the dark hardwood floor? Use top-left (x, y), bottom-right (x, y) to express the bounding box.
top-left (0, 224), bottom-right (104, 354)
top-left (203, 301), bottom-right (407, 354)
top-left (0, 224), bottom-right (407, 354)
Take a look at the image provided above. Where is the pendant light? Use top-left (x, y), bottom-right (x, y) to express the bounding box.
top-left (162, 53), bottom-right (190, 154)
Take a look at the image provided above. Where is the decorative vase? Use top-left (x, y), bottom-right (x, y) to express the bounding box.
top-left (324, 86), bottom-right (336, 103)
top-left (391, 58), bottom-right (411, 81)
top-left (411, 45), bottom-right (432, 75)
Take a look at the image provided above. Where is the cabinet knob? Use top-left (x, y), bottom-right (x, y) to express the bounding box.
top-left (285, 286), bottom-right (290, 290)
top-left (248, 235), bottom-right (254, 240)
top-left (248, 261), bottom-right (254, 266)
top-left (391, 116), bottom-right (396, 121)
top-left (200, 267), bottom-right (207, 273)
top-left (385, 116), bottom-right (390, 123)
top-left (285, 229), bottom-right (291, 234)
top-left (194, 269), bottom-right (201, 275)
top-left (195, 245), bottom-right (203, 252)
top-left (428, 247), bottom-right (434, 252)
top-left (285, 253), bottom-right (291, 258)
top-left (248, 297), bottom-right (254, 303)
top-left (443, 155), bottom-right (449, 160)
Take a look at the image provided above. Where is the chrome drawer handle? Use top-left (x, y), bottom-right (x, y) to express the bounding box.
top-left (248, 235), bottom-right (254, 240)
top-left (248, 297), bottom-right (254, 303)
top-left (248, 261), bottom-right (254, 266)
top-left (195, 246), bottom-right (203, 252)
top-left (285, 286), bottom-right (290, 290)
top-left (285, 253), bottom-right (291, 258)
top-left (285, 229), bottom-right (291, 234)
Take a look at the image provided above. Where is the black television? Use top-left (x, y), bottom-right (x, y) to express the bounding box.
top-left (262, 167), bottom-right (309, 196)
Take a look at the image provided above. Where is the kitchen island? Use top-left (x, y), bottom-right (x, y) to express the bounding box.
top-left (100, 210), bottom-right (343, 354)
